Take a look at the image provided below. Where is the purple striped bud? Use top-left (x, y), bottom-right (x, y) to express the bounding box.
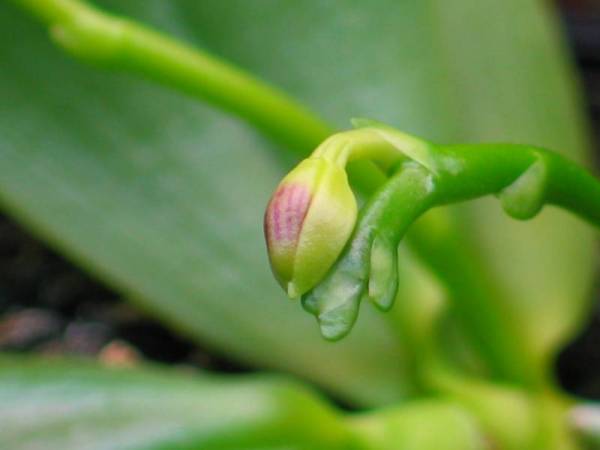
top-left (264, 157), bottom-right (357, 298)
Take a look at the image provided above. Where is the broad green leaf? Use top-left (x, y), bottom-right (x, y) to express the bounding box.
top-left (0, 0), bottom-right (595, 405)
top-left (0, 356), bottom-right (492, 450)
top-left (0, 356), bottom-right (357, 450)
top-left (0, 1), bottom-right (411, 406)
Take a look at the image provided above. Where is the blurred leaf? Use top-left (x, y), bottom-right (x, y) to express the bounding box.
top-left (353, 400), bottom-right (488, 450)
top-left (0, 0), bottom-right (594, 407)
top-left (0, 356), bottom-right (493, 450)
top-left (0, 356), bottom-right (358, 450)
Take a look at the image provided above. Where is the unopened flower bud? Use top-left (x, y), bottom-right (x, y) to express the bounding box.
top-left (264, 157), bottom-right (357, 298)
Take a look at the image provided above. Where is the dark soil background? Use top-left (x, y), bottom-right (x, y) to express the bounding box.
top-left (0, 0), bottom-right (599, 399)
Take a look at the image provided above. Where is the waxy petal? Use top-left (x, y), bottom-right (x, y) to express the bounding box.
top-left (264, 182), bottom-right (314, 286)
top-left (264, 158), bottom-right (357, 298)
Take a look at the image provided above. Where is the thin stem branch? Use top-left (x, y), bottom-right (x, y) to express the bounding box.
top-left (12, 0), bottom-right (392, 196)
top-left (302, 128), bottom-right (600, 387)
top-left (11, 0), bottom-right (332, 154)
top-left (435, 144), bottom-right (600, 227)
top-left (403, 144), bottom-right (600, 383)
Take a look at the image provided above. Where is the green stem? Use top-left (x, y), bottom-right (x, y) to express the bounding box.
top-left (407, 144), bottom-right (600, 382)
top-left (11, 0), bottom-right (332, 154)
top-left (303, 128), bottom-right (600, 386)
top-left (11, 0), bottom-right (391, 195)
top-left (435, 143), bottom-right (600, 227)
top-left (302, 162), bottom-right (436, 341)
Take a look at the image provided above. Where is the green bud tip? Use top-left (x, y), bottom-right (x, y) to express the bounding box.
top-left (264, 157), bottom-right (357, 298)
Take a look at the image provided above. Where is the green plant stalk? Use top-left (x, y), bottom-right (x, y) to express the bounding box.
top-left (436, 145), bottom-right (599, 380)
top-left (413, 144), bottom-right (600, 384)
top-left (11, 0), bottom-right (332, 154)
top-left (433, 144), bottom-right (600, 225)
top-left (387, 144), bottom-right (600, 379)
top-left (302, 162), bottom-right (436, 335)
top-left (11, 0), bottom-right (393, 193)
top-left (300, 134), bottom-right (600, 448)
top-left (305, 161), bottom-right (537, 382)
top-left (305, 130), bottom-right (600, 384)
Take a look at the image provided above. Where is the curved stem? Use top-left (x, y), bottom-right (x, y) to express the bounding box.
top-left (11, 0), bottom-right (393, 197)
top-left (10, 0), bottom-right (332, 154)
top-left (435, 144), bottom-right (600, 226)
top-left (303, 162), bottom-right (531, 386)
top-left (302, 162), bottom-right (436, 340)
top-left (416, 145), bottom-right (600, 386)
top-left (546, 152), bottom-right (600, 226)
top-left (302, 128), bottom-right (600, 387)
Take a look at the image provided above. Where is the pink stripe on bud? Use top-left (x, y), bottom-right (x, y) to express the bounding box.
top-left (265, 182), bottom-right (312, 248)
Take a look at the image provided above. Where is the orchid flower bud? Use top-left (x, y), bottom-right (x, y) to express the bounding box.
top-left (264, 157), bottom-right (357, 298)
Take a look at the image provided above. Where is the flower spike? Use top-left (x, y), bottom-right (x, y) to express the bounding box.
top-left (264, 157), bottom-right (357, 298)
top-left (265, 122), bottom-right (600, 340)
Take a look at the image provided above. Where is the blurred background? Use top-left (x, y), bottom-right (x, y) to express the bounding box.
top-left (0, 0), bottom-right (599, 403)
